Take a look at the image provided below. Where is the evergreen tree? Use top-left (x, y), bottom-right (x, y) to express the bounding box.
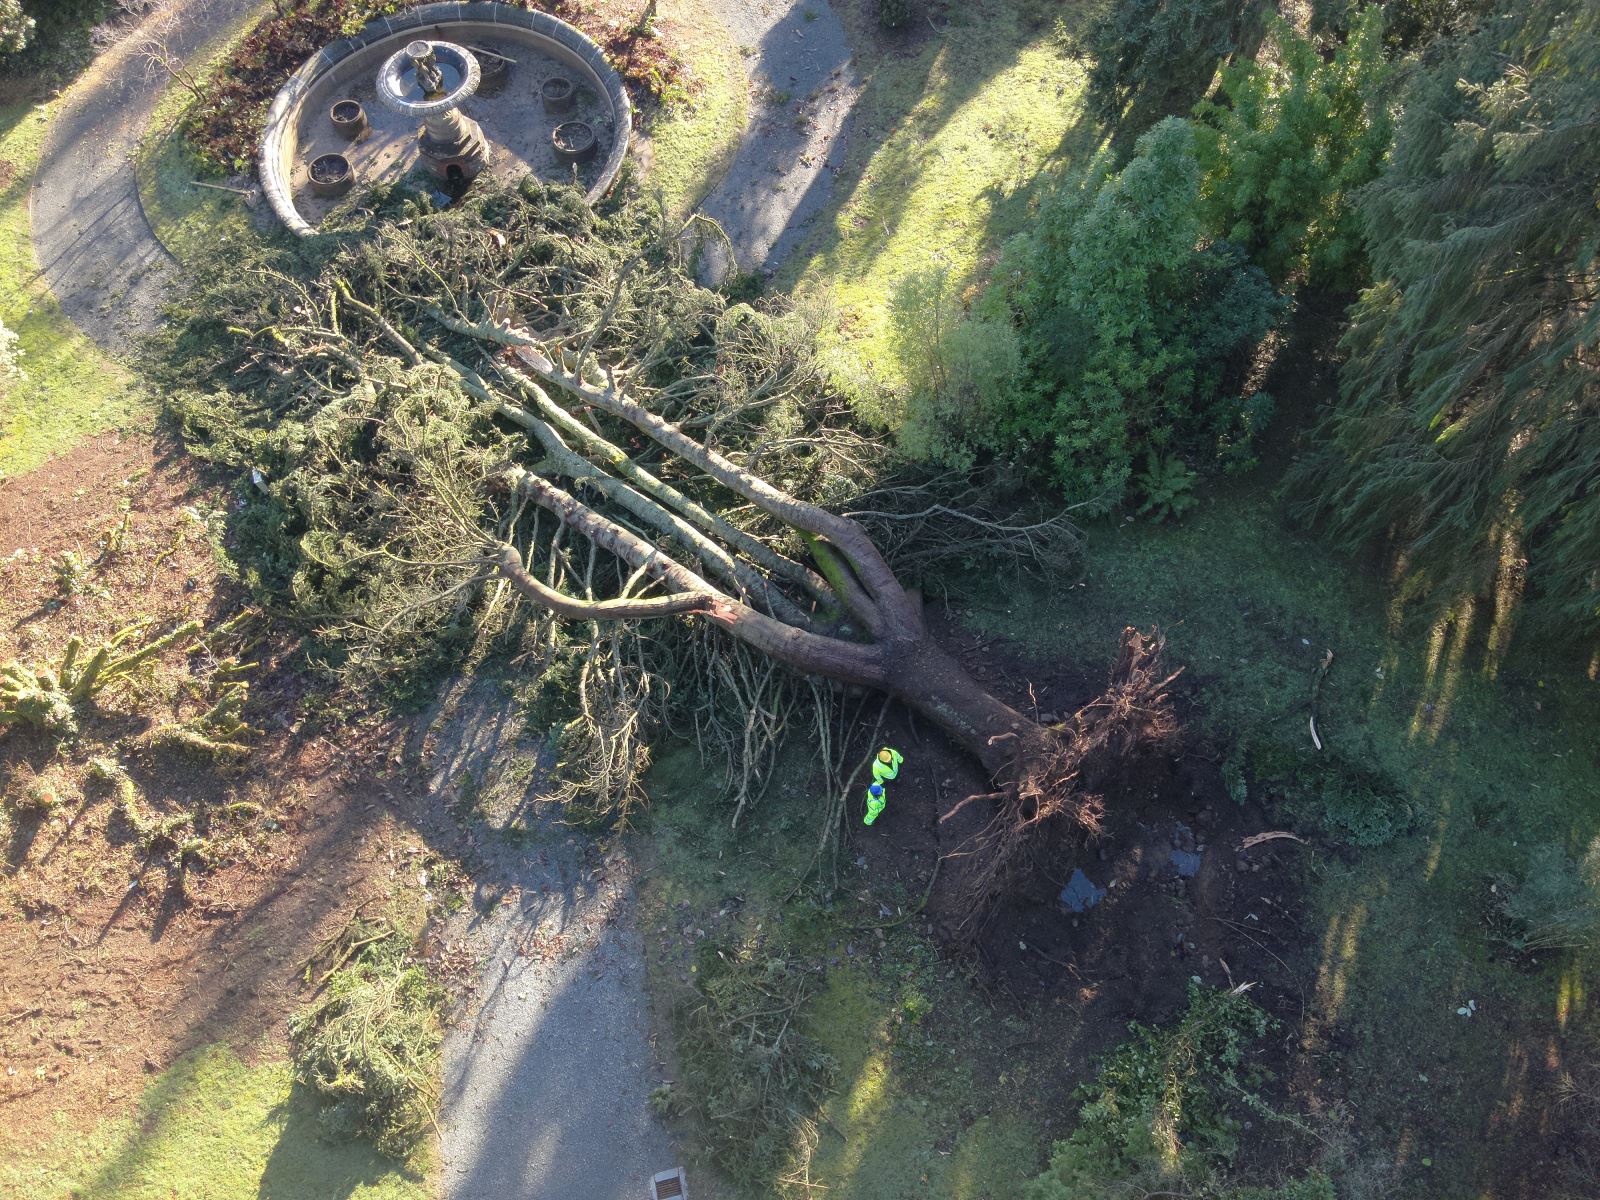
top-left (1085, 0), bottom-right (1265, 126)
top-left (1293, 0), bottom-right (1600, 645)
top-left (0, 0), bottom-right (34, 57)
top-left (1194, 8), bottom-right (1394, 289)
top-left (1000, 117), bottom-right (1283, 504)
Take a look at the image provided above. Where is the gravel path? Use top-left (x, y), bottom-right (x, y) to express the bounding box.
top-left (29, 0), bottom-right (260, 355)
top-left (417, 678), bottom-right (678, 1200)
top-left (696, 0), bottom-right (860, 282)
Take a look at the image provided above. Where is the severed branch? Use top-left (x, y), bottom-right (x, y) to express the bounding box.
top-left (490, 543), bottom-right (713, 621)
top-left (421, 307), bottom-right (906, 634)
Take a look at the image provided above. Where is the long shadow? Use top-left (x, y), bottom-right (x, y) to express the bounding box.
top-left (696, 0), bottom-right (861, 280)
top-left (775, 0), bottom-right (1078, 301)
top-left (395, 669), bottom-right (679, 1198)
top-left (1285, 610), bottom-right (1600, 1199)
top-left (257, 1083), bottom-right (422, 1200)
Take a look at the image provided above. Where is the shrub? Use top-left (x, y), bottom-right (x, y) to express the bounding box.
top-left (0, 0), bottom-right (111, 85)
top-left (1495, 840), bottom-right (1600, 954)
top-left (1025, 982), bottom-right (1270, 1197)
top-left (998, 117), bottom-right (1283, 506)
top-left (0, 1), bottom-right (32, 57)
top-left (1311, 0), bottom-right (1491, 51)
top-left (673, 939), bottom-right (834, 1186)
top-left (1085, 0), bottom-right (1266, 126)
top-left (1193, 9), bottom-right (1394, 289)
top-left (1135, 454), bottom-right (1199, 522)
top-left (1251, 739), bottom-right (1412, 848)
top-left (889, 266), bottom-right (1022, 472)
top-left (288, 920), bottom-right (444, 1157)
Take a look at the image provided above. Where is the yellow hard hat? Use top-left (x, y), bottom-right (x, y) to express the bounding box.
top-left (878, 749), bottom-right (892, 763)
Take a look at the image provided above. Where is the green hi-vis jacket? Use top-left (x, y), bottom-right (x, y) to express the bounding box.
top-left (871, 748), bottom-right (903, 786)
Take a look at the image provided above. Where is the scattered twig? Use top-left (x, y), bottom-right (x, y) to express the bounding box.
top-left (1308, 648), bottom-right (1333, 750)
top-left (191, 180), bottom-right (254, 197)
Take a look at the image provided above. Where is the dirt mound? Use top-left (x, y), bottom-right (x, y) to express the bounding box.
top-left (848, 610), bottom-right (1311, 1077)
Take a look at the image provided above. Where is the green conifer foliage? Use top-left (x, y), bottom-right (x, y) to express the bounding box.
top-left (1001, 118), bottom-right (1283, 504)
top-left (1194, 8), bottom-right (1394, 289)
top-left (1085, 0), bottom-right (1265, 126)
top-left (1293, 0), bottom-right (1600, 645)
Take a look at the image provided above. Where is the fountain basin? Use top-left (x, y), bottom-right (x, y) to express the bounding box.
top-left (260, 3), bottom-right (632, 236)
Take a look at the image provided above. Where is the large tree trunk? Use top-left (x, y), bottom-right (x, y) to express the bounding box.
top-left (884, 637), bottom-right (1044, 776)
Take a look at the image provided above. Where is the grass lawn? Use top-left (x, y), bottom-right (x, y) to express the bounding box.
top-left (0, 1045), bottom-right (430, 1200)
top-left (0, 103), bottom-right (145, 478)
top-left (641, 0), bottom-right (749, 219)
top-left (130, 4), bottom-right (269, 266)
top-left (639, 743), bottom-right (1049, 1198)
top-left (781, 2), bottom-right (1095, 397)
top-left (640, 452), bottom-right (1600, 1197)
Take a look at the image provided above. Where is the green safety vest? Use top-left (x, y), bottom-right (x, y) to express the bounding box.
top-left (872, 748), bottom-right (903, 786)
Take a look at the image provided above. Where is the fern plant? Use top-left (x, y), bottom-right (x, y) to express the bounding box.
top-left (1136, 455), bottom-right (1199, 522)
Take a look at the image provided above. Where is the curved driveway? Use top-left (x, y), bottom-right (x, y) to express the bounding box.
top-left (30, 0), bottom-right (260, 355)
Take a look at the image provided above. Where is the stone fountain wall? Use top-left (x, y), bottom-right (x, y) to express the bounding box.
top-left (259, 2), bottom-right (631, 236)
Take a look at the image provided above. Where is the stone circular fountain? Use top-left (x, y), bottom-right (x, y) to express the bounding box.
top-left (259, 2), bottom-right (632, 237)
top-left (376, 39), bottom-right (491, 186)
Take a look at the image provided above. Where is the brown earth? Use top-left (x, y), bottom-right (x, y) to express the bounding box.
top-left (0, 431), bottom-right (442, 1143)
top-left (823, 608), bottom-right (1325, 1168)
top-left (858, 610), bottom-right (1310, 1015)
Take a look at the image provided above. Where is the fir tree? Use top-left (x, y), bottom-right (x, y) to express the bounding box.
top-left (1293, 0), bottom-right (1600, 646)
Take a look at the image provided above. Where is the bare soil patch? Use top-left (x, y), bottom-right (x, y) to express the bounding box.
top-left (0, 432), bottom-right (423, 1143)
top-left (837, 608), bottom-right (1318, 1150)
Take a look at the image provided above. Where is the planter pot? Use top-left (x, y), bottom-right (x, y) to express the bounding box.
top-left (330, 99), bottom-right (367, 140)
top-left (541, 75), bottom-right (575, 114)
top-left (551, 121), bottom-right (597, 165)
top-left (473, 46), bottom-right (510, 96)
top-left (308, 152), bottom-right (354, 197)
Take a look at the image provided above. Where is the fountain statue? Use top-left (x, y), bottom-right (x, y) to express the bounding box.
top-left (376, 39), bottom-right (493, 186)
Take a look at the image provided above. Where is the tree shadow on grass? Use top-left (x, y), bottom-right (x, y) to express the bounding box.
top-left (776, 0), bottom-right (1102, 316)
top-left (258, 1082), bottom-right (426, 1200)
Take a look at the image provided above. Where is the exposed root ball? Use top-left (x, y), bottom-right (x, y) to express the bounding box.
top-left (943, 627), bottom-right (1181, 935)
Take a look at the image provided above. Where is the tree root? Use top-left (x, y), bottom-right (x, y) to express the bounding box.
top-left (942, 627), bottom-right (1181, 936)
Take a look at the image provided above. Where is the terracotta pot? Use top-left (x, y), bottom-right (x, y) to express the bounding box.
top-left (541, 75), bottom-right (575, 115)
top-left (330, 99), bottom-right (367, 140)
top-left (308, 152), bottom-right (354, 197)
top-left (473, 47), bottom-right (510, 97)
top-left (551, 121), bottom-right (597, 165)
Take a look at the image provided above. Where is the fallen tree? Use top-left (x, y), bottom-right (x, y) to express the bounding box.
top-left (162, 181), bottom-right (1175, 920)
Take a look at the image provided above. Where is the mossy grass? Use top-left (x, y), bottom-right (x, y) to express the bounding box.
top-left (0, 102), bottom-right (145, 477)
top-left (639, 742), bottom-right (1045, 1197)
top-left (130, 2), bottom-right (270, 266)
top-left (780, 2), bottom-right (1098, 398)
top-left (642, 0), bottom-right (749, 220)
top-left (953, 462), bottom-right (1600, 1197)
top-left (0, 1043), bottom-right (431, 1199)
